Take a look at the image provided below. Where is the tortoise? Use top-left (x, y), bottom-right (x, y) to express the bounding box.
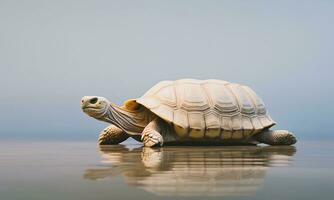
top-left (81, 79), bottom-right (297, 147)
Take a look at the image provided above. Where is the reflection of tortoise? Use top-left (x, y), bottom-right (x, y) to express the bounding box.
top-left (81, 79), bottom-right (296, 147)
top-left (84, 145), bottom-right (296, 196)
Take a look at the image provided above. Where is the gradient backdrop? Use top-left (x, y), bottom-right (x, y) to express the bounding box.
top-left (1, 0), bottom-right (333, 140)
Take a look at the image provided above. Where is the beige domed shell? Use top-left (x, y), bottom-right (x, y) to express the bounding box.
top-left (125, 79), bottom-right (275, 140)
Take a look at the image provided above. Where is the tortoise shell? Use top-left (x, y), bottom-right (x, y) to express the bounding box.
top-left (130, 79), bottom-right (275, 139)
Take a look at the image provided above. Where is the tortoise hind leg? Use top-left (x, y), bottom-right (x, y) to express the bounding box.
top-left (98, 125), bottom-right (129, 145)
top-left (256, 129), bottom-right (297, 145)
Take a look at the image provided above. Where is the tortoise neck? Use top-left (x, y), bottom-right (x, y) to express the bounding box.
top-left (102, 103), bottom-right (154, 135)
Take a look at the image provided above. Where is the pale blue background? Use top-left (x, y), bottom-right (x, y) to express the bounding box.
top-left (0, 0), bottom-right (333, 140)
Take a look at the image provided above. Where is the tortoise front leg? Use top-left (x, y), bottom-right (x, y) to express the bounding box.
top-left (141, 119), bottom-right (164, 147)
top-left (98, 125), bottom-right (129, 145)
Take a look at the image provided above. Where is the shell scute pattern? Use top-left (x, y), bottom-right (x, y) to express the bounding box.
top-left (173, 109), bottom-right (189, 137)
top-left (179, 83), bottom-right (210, 112)
top-left (228, 84), bottom-right (256, 115)
top-left (136, 79), bottom-right (275, 139)
top-left (204, 113), bottom-right (221, 138)
top-left (241, 86), bottom-right (267, 115)
top-left (154, 85), bottom-right (177, 107)
top-left (188, 112), bottom-right (206, 138)
top-left (203, 82), bottom-right (239, 115)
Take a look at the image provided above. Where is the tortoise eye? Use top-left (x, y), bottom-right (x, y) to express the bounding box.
top-left (89, 97), bottom-right (98, 104)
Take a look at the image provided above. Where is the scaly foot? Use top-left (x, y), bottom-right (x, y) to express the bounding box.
top-left (141, 130), bottom-right (163, 147)
top-left (98, 125), bottom-right (129, 145)
top-left (257, 130), bottom-right (297, 145)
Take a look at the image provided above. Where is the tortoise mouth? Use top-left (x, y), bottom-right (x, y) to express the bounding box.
top-left (82, 106), bottom-right (99, 110)
top-left (82, 102), bottom-right (110, 113)
top-left (82, 106), bottom-right (104, 113)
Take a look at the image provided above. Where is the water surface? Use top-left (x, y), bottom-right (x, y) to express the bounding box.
top-left (0, 141), bottom-right (333, 200)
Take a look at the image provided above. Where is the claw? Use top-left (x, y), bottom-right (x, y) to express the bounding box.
top-left (98, 125), bottom-right (129, 145)
top-left (141, 131), bottom-right (163, 147)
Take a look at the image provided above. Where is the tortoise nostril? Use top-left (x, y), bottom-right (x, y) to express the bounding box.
top-left (89, 97), bottom-right (98, 104)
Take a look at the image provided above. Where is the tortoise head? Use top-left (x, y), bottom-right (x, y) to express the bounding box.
top-left (81, 96), bottom-right (110, 119)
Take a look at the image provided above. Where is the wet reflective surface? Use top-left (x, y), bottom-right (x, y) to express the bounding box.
top-left (85, 145), bottom-right (296, 196)
top-left (0, 141), bottom-right (333, 200)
